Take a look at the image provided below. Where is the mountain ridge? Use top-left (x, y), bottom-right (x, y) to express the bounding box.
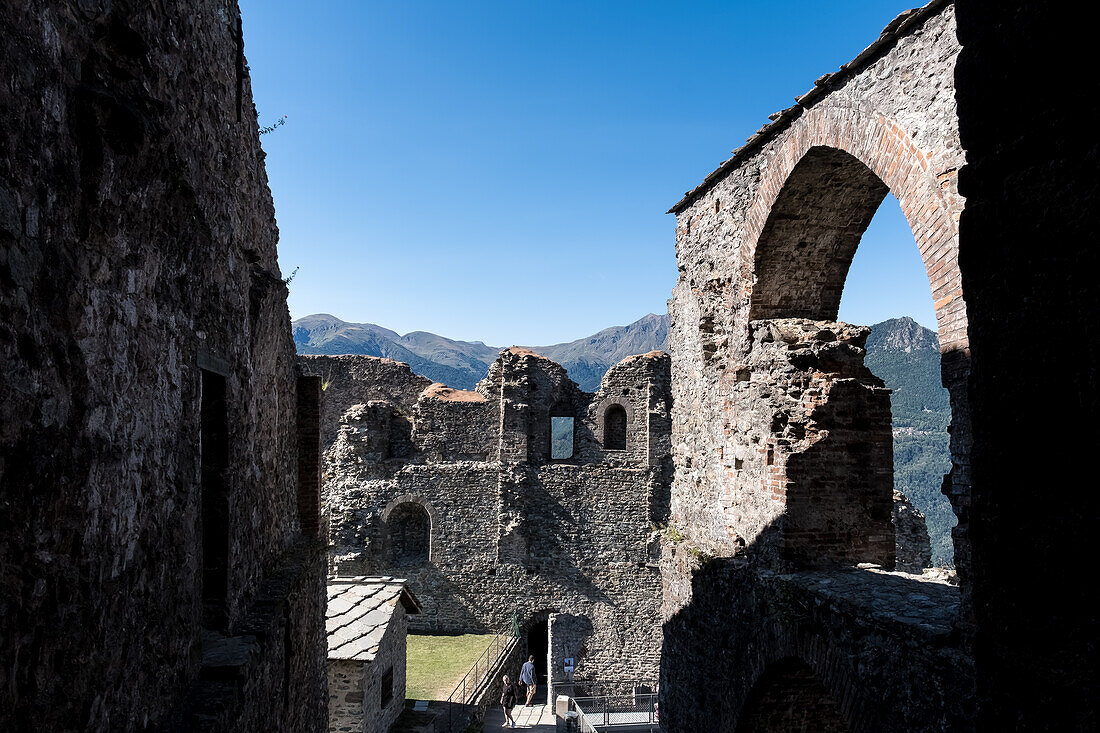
top-left (294, 312), bottom-right (671, 392)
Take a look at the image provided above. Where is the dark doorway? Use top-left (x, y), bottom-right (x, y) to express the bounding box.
top-left (527, 618), bottom-right (549, 685)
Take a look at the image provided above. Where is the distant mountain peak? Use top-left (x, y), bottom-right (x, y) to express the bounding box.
top-left (868, 316), bottom-right (939, 353)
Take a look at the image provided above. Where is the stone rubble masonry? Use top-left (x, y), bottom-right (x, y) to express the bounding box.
top-left (660, 3), bottom-right (977, 730)
top-left (299, 348), bottom-right (673, 689)
top-left (1, 2), bottom-right (326, 730)
top-left (893, 489), bottom-right (932, 573)
top-left (666, 0), bottom-right (971, 588)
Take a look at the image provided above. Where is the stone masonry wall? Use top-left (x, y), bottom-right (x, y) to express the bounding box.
top-left (660, 4), bottom-right (975, 730)
top-left (301, 349), bottom-right (673, 688)
top-left (893, 489), bottom-right (932, 573)
top-left (0, 2), bottom-right (325, 730)
top-left (665, 1), bottom-right (969, 582)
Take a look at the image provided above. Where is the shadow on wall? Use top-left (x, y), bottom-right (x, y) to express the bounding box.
top-left (658, 518), bottom-right (974, 733)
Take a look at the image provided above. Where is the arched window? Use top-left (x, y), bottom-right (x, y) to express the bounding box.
top-left (387, 502), bottom-right (430, 566)
top-left (603, 404), bottom-right (627, 451)
top-left (749, 145), bottom-right (958, 572)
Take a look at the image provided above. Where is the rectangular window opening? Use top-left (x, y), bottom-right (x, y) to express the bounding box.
top-left (380, 667), bottom-right (394, 709)
top-left (551, 416), bottom-right (574, 460)
top-left (200, 369), bottom-right (230, 629)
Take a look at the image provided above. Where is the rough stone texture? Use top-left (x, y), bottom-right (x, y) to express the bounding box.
top-left (661, 551), bottom-right (971, 732)
top-left (0, 2), bottom-right (326, 730)
top-left (953, 0), bottom-right (1100, 727)
top-left (726, 319), bottom-right (896, 570)
top-left (893, 489), bottom-right (932, 573)
top-left (667, 0), bottom-right (969, 583)
top-left (300, 349), bottom-right (673, 692)
top-left (660, 3), bottom-right (978, 730)
top-left (662, 0), bottom-right (1100, 728)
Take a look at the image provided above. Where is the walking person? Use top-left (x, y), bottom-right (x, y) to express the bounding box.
top-left (500, 674), bottom-right (519, 728)
top-left (520, 655), bottom-right (538, 707)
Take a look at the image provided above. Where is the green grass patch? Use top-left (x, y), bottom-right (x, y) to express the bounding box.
top-left (405, 633), bottom-right (497, 702)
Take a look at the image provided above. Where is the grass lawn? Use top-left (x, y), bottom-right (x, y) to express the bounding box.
top-left (405, 633), bottom-right (497, 702)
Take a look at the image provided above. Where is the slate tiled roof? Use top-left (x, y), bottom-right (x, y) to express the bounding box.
top-left (326, 576), bottom-right (421, 662)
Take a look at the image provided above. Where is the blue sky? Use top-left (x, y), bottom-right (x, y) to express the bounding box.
top-left (241, 0), bottom-right (938, 345)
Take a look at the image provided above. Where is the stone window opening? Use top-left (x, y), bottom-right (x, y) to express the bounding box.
top-left (380, 666), bottom-right (394, 709)
top-left (386, 502), bottom-right (430, 566)
top-left (603, 404), bottom-right (628, 451)
top-left (200, 368), bottom-right (230, 629)
top-left (550, 415), bottom-right (575, 460)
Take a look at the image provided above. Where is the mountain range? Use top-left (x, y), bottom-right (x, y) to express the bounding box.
top-left (294, 312), bottom-right (953, 566)
top-left (293, 312), bottom-right (669, 392)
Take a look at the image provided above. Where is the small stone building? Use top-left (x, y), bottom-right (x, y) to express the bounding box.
top-left (301, 348), bottom-right (673, 700)
top-left (328, 577), bottom-right (422, 733)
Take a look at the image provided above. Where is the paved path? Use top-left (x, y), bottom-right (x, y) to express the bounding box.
top-left (484, 703), bottom-right (556, 730)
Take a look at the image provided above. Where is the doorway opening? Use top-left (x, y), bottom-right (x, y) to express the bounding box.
top-left (526, 616), bottom-right (549, 686)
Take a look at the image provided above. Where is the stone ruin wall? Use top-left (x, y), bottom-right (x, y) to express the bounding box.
top-left (1, 2), bottom-right (325, 730)
top-left (659, 3), bottom-right (973, 730)
top-left (300, 349), bottom-right (673, 687)
top-left (665, 0), bottom-right (966, 578)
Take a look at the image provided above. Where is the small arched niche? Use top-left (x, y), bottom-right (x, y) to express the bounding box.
top-left (385, 501), bottom-right (431, 566)
top-left (603, 403), bottom-right (628, 451)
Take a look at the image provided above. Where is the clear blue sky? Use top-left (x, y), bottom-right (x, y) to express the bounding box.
top-left (240, 0), bottom-right (938, 345)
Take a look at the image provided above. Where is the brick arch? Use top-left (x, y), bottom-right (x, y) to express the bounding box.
top-left (737, 656), bottom-right (850, 733)
top-left (381, 493), bottom-right (439, 525)
top-left (743, 106), bottom-right (966, 352)
top-left (741, 105), bottom-right (972, 581)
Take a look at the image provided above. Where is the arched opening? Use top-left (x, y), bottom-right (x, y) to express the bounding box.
top-left (386, 502), bottom-right (430, 566)
top-left (737, 657), bottom-right (848, 732)
top-left (750, 147), bottom-right (888, 323)
top-left (841, 195), bottom-right (956, 570)
top-left (749, 145), bottom-right (960, 573)
top-left (603, 403), bottom-right (628, 450)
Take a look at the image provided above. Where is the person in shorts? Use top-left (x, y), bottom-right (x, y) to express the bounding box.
top-left (520, 655), bottom-right (538, 706)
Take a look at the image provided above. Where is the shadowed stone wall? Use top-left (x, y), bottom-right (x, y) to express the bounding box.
top-left (954, 0), bottom-right (1100, 726)
top-left (301, 349), bottom-right (672, 689)
top-left (661, 0), bottom-right (1100, 728)
top-left (0, 2), bottom-right (326, 730)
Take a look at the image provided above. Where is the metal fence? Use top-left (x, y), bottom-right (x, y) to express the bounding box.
top-left (571, 690), bottom-right (659, 731)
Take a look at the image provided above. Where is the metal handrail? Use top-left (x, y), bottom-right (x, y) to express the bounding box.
top-left (571, 692), bottom-right (659, 730)
top-left (443, 622), bottom-right (520, 731)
